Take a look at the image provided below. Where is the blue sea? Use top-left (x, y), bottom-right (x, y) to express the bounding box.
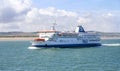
top-left (0, 39), bottom-right (120, 71)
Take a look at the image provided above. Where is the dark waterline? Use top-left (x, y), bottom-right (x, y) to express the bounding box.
top-left (0, 39), bottom-right (120, 71)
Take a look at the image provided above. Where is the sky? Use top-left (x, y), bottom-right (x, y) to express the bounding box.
top-left (0, 0), bottom-right (120, 32)
top-left (33, 0), bottom-right (120, 11)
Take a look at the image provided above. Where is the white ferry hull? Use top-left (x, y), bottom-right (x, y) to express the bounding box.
top-left (31, 42), bottom-right (101, 48)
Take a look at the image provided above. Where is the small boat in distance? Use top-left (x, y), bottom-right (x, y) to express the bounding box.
top-left (29, 25), bottom-right (101, 48)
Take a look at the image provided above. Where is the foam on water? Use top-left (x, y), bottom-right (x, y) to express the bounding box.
top-left (28, 46), bottom-right (41, 49)
top-left (102, 43), bottom-right (120, 46)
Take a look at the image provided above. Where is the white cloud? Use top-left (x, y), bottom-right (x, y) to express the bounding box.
top-left (77, 12), bottom-right (120, 32)
top-left (22, 7), bottom-right (78, 32)
top-left (5, 0), bottom-right (32, 13)
top-left (38, 7), bottom-right (77, 17)
top-left (0, 0), bottom-right (31, 23)
top-left (0, 0), bottom-right (120, 32)
top-left (77, 17), bottom-right (90, 24)
top-left (0, 23), bottom-right (20, 32)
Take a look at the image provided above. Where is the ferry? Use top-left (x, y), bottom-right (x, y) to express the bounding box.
top-left (30, 26), bottom-right (101, 48)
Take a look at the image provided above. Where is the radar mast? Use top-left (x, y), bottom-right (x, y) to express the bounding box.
top-left (52, 19), bottom-right (57, 30)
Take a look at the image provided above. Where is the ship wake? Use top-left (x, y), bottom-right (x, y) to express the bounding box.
top-left (102, 43), bottom-right (120, 46)
top-left (28, 46), bottom-right (42, 49)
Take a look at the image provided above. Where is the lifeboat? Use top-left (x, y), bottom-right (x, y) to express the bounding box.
top-left (34, 38), bottom-right (45, 41)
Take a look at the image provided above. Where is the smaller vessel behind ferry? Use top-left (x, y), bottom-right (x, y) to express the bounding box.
top-left (30, 26), bottom-right (101, 48)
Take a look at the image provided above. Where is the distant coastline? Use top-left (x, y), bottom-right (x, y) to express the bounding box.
top-left (0, 32), bottom-right (120, 41)
top-left (0, 36), bottom-right (120, 41)
top-left (101, 37), bottom-right (120, 40)
top-left (0, 37), bottom-right (36, 41)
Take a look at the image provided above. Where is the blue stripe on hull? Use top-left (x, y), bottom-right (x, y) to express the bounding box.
top-left (32, 43), bottom-right (101, 48)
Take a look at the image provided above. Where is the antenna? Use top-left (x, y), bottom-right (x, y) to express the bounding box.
top-left (52, 19), bottom-right (57, 30)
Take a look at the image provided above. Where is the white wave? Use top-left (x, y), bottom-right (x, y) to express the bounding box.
top-left (102, 43), bottom-right (120, 46)
top-left (28, 46), bottom-right (41, 49)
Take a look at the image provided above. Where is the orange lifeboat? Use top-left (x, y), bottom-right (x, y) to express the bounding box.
top-left (34, 38), bottom-right (45, 41)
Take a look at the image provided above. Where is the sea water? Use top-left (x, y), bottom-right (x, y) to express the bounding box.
top-left (0, 39), bottom-right (120, 71)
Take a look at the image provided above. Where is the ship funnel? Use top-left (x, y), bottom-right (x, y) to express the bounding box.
top-left (75, 26), bottom-right (85, 33)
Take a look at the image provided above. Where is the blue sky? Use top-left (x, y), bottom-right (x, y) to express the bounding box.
top-left (32, 0), bottom-right (120, 11)
top-left (0, 0), bottom-right (120, 32)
